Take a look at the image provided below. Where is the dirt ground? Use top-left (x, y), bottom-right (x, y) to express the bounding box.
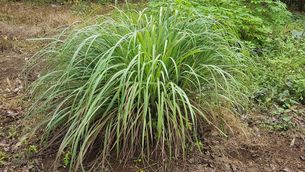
top-left (0, 2), bottom-right (305, 172)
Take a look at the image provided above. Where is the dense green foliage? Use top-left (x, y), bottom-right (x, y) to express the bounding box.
top-left (151, 0), bottom-right (291, 44)
top-left (26, 0), bottom-right (305, 170)
top-left (253, 14), bottom-right (305, 107)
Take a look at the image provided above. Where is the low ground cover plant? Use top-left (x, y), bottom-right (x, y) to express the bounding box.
top-left (253, 15), bottom-right (305, 107)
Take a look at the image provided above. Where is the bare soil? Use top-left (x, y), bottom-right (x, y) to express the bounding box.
top-left (0, 2), bottom-right (304, 172)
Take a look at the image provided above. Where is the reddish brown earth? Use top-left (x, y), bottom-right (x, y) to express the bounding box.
top-left (0, 2), bottom-right (304, 172)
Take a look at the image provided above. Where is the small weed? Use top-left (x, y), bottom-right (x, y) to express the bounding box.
top-left (8, 127), bottom-right (17, 139)
top-left (27, 145), bottom-right (38, 154)
top-left (63, 151), bottom-right (72, 167)
top-left (0, 151), bottom-right (7, 166)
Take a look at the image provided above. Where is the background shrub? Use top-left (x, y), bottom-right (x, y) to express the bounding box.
top-left (150, 0), bottom-right (291, 45)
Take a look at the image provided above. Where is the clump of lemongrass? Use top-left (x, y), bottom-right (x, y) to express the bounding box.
top-left (28, 7), bottom-right (248, 171)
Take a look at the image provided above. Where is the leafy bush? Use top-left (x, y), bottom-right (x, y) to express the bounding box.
top-left (151, 0), bottom-right (291, 45)
top-left (28, 7), bottom-right (248, 170)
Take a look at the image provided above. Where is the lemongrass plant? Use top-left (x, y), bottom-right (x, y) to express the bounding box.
top-left (28, 7), bottom-right (248, 171)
